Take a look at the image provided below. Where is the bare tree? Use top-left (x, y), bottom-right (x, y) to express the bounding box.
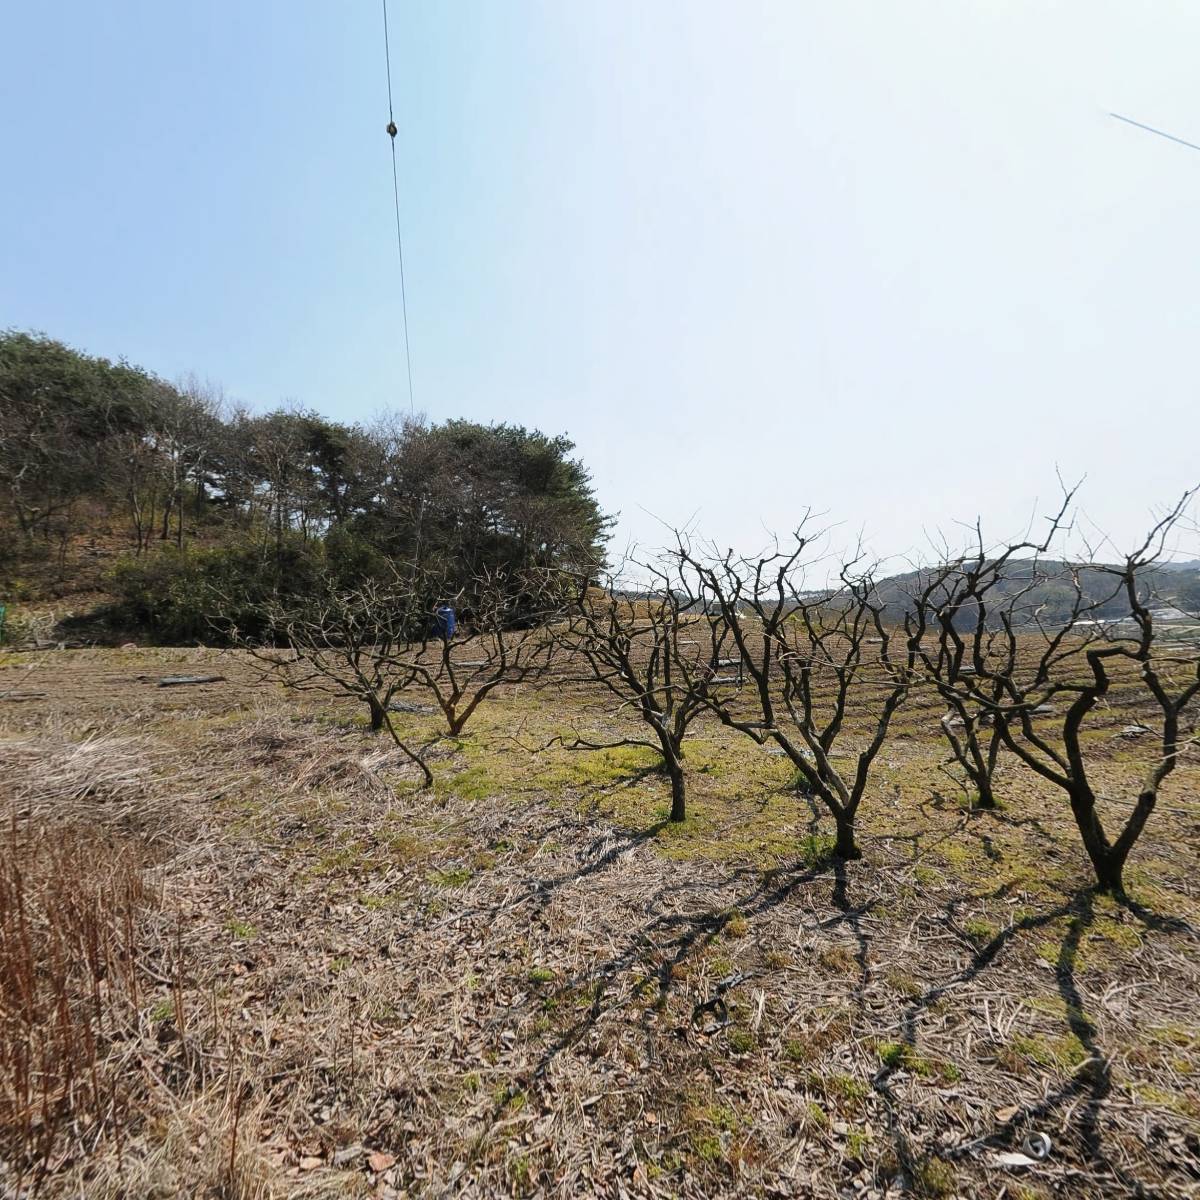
top-left (245, 565), bottom-right (565, 787)
top-left (246, 576), bottom-right (435, 785)
top-left (100, 378), bottom-right (221, 557)
top-left (935, 689), bottom-right (1006, 809)
top-left (903, 488), bottom-right (1085, 810)
top-left (386, 567), bottom-right (563, 738)
top-left (549, 556), bottom-right (731, 822)
top-left (110, 423), bottom-right (169, 556)
top-left (904, 565), bottom-right (1013, 809)
top-left (678, 529), bottom-right (918, 859)
top-left (930, 490), bottom-right (1200, 893)
top-left (157, 377), bottom-right (224, 548)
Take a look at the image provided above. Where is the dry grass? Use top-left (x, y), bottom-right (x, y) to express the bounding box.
top-left (0, 732), bottom-right (175, 842)
top-left (0, 647), bottom-right (1197, 1197)
top-left (0, 720), bottom-right (297, 1198)
top-left (238, 714), bottom-right (431, 796)
top-left (0, 824), bottom-right (152, 1192)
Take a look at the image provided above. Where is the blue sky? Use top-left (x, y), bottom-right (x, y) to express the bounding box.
top-left (3, 2), bottom-right (1199, 564)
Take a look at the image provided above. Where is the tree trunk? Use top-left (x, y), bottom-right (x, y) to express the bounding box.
top-left (367, 695), bottom-right (386, 732)
top-left (945, 718), bottom-right (998, 809)
top-left (1069, 787), bottom-right (1124, 895)
top-left (971, 769), bottom-right (997, 810)
top-left (978, 727), bottom-right (1003, 809)
top-left (651, 724), bottom-right (686, 823)
top-left (1092, 853), bottom-right (1125, 895)
top-left (833, 812), bottom-right (861, 860)
top-left (668, 759), bottom-right (686, 823)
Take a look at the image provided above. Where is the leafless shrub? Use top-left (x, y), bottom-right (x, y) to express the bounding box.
top-left (385, 566), bottom-right (563, 738)
top-left (244, 574), bottom-right (439, 786)
top-left (549, 554), bottom-right (731, 821)
top-left (245, 565), bottom-right (564, 788)
top-left (924, 488), bottom-right (1200, 893)
top-left (904, 489), bottom-right (1084, 811)
top-left (678, 526), bottom-right (919, 859)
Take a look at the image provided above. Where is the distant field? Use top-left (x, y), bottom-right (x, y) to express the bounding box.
top-left (1, 646), bottom-right (1198, 1198)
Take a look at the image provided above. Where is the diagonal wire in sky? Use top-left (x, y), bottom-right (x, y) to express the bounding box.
top-left (1110, 112), bottom-right (1200, 155)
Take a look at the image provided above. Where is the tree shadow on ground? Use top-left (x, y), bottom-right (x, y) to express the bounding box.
top-left (886, 797), bottom-right (972, 866)
top-left (871, 892), bottom-right (1076, 1182)
top-left (472, 825), bottom-right (890, 1158)
top-left (873, 885), bottom-right (1187, 1196)
top-left (906, 788), bottom-right (1061, 867)
top-left (821, 856), bottom-right (874, 1010)
top-left (461, 841), bottom-right (855, 1153)
top-left (448, 789), bottom-right (1196, 1192)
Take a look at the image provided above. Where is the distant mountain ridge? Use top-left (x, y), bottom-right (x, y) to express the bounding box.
top-left (866, 558), bottom-right (1200, 627)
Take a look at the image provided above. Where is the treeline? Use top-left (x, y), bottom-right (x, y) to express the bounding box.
top-left (0, 330), bottom-right (610, 637)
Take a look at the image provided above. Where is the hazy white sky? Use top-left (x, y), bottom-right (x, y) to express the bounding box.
top-left (3, 2), bottom-right (1198, 564)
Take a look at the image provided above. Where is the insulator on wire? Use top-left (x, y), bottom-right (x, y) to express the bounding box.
top-left (386, 120), bottom-right (398, 139)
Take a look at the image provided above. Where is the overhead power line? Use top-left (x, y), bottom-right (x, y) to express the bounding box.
top-left (1110, 112), bottom-right (1200, 155)
top-left (383, 0), bottom-right (415, 414)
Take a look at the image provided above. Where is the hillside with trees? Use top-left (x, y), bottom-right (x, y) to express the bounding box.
top-left (0, 330), bottom-right (610, 640)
